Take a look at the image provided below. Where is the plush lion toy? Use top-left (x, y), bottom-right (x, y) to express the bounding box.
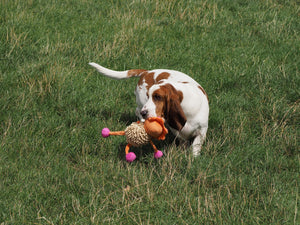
top-left (101, 117), bottom-right (168, 162)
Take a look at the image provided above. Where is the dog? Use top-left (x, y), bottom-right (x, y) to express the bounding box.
top-left (89, 62), bottom-right (209, 156)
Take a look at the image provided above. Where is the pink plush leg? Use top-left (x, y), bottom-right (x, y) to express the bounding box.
top-left (126, 152), bottom-right (136, 162)
top-left (154, 150), bottom-right (163, 159)
top-left (101, 128), bottom-right (110, 138)
top-left (125, 144), bottom-right (136, 162)
top-left (149, 140), bottom-right (163, 159)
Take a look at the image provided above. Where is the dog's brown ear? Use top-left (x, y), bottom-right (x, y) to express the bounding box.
top-left (163, 84), bottom-right (187, 131)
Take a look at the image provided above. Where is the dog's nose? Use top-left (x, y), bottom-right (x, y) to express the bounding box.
top-left (140, 110), bottom-right (148, 118)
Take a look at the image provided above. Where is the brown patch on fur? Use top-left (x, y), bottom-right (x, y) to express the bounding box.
top-left (152, 88), bottom-right (166, 118)
top-left (127, 69), bottom-right (147, 78)
top-left (156, 72), bottom-right (170, 83)
top-left (198, 85), bottom-right (209, 102)
top-left (152, 84), bottom-right (186, 130)
top-left (137, 71), bottom-right (171, 91)
top-left (138, 71), bottom-right (151, 86)
top-left (138, 71), bottom-right (169, 91)
top-left (143, 72), bottom-right (155, 90)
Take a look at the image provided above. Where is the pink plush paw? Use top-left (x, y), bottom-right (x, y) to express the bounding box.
top-left (126, 152), bottom-right (136, 162)
top-left (154, 150), bottom-right (163, 159)
top-left (101, 128), bottom-right (110, 138)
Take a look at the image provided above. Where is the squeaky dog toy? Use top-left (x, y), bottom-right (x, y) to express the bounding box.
top-left (101, 117), bottom-right (168, 162)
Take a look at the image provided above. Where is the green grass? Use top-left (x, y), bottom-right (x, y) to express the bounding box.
top-left (1, 0), bottom-right (299, 224)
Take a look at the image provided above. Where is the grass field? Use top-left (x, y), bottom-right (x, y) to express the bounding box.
top-left (1, 0), bottom-right (299, 224)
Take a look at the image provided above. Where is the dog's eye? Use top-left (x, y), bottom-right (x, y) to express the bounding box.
top-left (153, 93), bottom-right (162, 101)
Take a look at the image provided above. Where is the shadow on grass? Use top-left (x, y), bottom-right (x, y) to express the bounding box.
top-left (119, 112), bottom-right (138, 126)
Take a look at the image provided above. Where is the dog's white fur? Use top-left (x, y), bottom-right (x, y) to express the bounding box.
top-left (89, 62), bottom-right (209, 156)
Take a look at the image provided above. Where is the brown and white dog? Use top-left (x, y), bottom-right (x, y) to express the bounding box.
top-left (89, 62), bottom-right (209, 156)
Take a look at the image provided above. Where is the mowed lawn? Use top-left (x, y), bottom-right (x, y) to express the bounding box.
top-left (0, 0), bottom-right (299, 224)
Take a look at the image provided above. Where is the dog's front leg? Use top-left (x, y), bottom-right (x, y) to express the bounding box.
top-left (191, 127), bottom-right (207, 157)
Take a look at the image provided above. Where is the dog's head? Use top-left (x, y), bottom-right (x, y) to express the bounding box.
top-left (140, 84), bottom-right (187, 131)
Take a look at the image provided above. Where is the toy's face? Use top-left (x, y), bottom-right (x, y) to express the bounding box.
top-left (144, 117), bottom-right (168, 140)
top-left (144, 120), bottom-right (163, 138)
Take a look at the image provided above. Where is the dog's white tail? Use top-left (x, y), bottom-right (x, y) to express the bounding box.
top-left (89, 62), bottom-right (146, 79)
